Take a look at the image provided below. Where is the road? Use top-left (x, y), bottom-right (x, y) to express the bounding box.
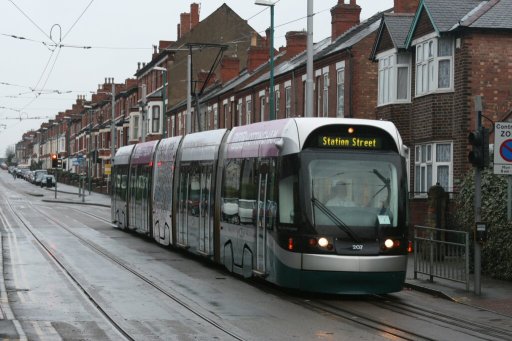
top-left (1, 171), bottom-right (512, 340)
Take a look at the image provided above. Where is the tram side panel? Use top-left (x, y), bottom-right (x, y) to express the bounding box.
top-left (112, 144), bottom-right (135, 229)
top-left (128, 140), bottom-right (159, 236)
top-left (174, 129), bottom-right (228, 258)
top-left (219, 119), bottom-right (292, 280)
top-left (152, 136), bottom-right (182, 246)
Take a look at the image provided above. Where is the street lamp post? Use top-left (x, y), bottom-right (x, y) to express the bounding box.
top-left (255, 0), bottom-right (276, 121)
top-left (153, 66), bottom-right (168, 138)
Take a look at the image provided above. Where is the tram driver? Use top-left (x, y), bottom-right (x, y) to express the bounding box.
top-left (326, 181), bottom-right (356, 207)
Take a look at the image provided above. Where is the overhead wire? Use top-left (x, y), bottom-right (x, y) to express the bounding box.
top-left (62, 0), bottom-right (95, 41)
top-left (7, 0), bottom-right (53, 42)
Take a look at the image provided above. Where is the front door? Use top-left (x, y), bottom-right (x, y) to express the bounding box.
top-left (255, 161), bottom-right (269, 274)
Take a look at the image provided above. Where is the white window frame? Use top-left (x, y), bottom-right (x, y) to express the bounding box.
top-left (246, 96), bottom-right (252, 125)
top-left (336, 62), bottom-right (345, 118)
top-left (413, 35), bottom-right (454, 97)
top-left (151, 105), bottom-right (160, 133)
top-left (132, 115), bottom-right (140, 140)
top-left (259, 91), bottom-right (266, 122)
top-left (274, 87), bottom-right (280, 119)
top-left (223, 102), bottom-right (228, 129)
top-left (414, 141), bottom-right (453, 197)
top-left (322, 72), bottom-right (329, 117)
top-left (285, 86), bottom-right (291, 118)
top-left (237, 99), bottom-right (243, 126)
top-left (377, 49), bottom-right (411, 106)
top-left (213, 104), bottom-right (218, 130)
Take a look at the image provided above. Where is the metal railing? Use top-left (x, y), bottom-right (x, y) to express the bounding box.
top-left (413, 225), bottom-right (470, 291)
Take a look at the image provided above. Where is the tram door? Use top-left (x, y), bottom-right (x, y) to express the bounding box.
top-left (198, 164), bottom-right (213, 255)
top-left (255, 159), bottom-right (276, 274)
top-left (177, 168), bottom-right (190, 246)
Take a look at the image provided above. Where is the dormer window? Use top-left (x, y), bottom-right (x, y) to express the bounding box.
top-left (414, 36), bottom-right (454, 96)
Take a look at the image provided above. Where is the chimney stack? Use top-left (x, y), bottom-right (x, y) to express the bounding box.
top-left (284, 31), bottom-right (307, 58)
top-left (394, 0), bottom-right (419, 14)
top-left (220, 55), bottom-right (240, 83)
top-left (190, 3), bottom-right (200, 29)
top-left (331, 0), bottom-right (361, 40)
top-left (178, 3), bottom-right (200, 39)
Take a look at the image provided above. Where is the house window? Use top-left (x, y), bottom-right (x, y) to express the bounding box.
top-left (223, 103), bottom-right (228, 129)
top-left (152, 106), bottom-right (160, 133)
top-left (274, 89), bottom-right (280, 118)
top-left (260, 95), bottom-right (265, 122)
top-left (378, 52), bottom-right (411, 105)
top-left (214, 106), bottom-right (218, 129)
top-left (237, 101), bottom-right (242, 126)
top-left (285, 86), bottom-right (291, 118)
top-left (415, 37), bottom-right (453, 96)
top-left (414, 142), bottom-right (452, 195)
top-left (133, 116), bottom-right (139, 139)
top-left (322, 73), bottom-right (329, 117)
top-left (337, 68), bottom-right (345, 117)
top-left (246, 99), bottom-right (252, 124)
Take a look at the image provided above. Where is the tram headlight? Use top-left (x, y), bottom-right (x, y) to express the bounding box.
top-left (318, 237), bottom-right (329, 248)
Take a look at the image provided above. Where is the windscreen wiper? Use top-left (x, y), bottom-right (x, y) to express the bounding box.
top-left (311, 197), bottom-right (361, 243)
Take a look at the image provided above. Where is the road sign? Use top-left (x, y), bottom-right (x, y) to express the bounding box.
top-left (494, 122), bottom-right (512, 174)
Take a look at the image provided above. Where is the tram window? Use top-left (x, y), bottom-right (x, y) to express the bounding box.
top-left (221, 159), bottom-right (241, 223)
top-left (278, 155), bottom-right (300, 226)
top-left (240, 159), bottom-right (257, 201)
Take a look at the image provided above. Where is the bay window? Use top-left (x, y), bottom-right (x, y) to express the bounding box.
top-left (415, 36), bottom-right (453, 96)
top-left (377, 51), bottom-right (411, 106)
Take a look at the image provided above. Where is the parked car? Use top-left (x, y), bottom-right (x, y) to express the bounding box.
top-left (33, 170), bottom-right (48, 185)
top-left (40, 174), bottom-right (56, 188)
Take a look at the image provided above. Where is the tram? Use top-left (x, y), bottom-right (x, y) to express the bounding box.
top-left (112, 118), bottom-right (409, 294)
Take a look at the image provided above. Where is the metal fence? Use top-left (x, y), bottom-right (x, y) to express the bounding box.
top-left (413, 225), bottom-right (470, 291)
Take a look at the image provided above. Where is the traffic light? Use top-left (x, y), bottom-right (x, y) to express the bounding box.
top-left (57, 158), bottom-right (63, 169)
top-left (468, 127), bottom-right (489, 168)
top-left (51, 154), bottom-right (58, 168)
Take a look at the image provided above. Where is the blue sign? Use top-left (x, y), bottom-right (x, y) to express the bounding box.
top-left (499, 139), bottom-right (512, 162)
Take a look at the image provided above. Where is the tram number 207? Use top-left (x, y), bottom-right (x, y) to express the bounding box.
top-left (352, 244), bottom-right (364, 250)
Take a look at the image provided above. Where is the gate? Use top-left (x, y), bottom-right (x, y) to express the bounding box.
top-left (413, 225), bottom-right (470, 291)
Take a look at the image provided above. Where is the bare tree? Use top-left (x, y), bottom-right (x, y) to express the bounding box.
top-left (5, 145), bottom-right (15, 165)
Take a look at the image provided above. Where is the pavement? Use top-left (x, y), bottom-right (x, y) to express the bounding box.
top-left (19, 181), bottom-right (512, 317)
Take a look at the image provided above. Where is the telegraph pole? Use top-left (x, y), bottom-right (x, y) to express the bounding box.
top-left (306, 0), bottom-right (314, 117)
top-left (473, 96), bottom-right (483, 296)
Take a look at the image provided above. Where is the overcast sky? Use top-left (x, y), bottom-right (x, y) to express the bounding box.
top-left (0, 0), bottom-right (393, 159)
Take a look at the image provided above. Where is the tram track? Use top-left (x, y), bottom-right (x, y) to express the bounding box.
top-left (5, 196), bottom-right (247, 341)
top-left (373, 295), bottom-right (512, 340)
top-left (291, 293), bottom-right (511, 341)
top-left (295, 298), bottom-right (433, 340)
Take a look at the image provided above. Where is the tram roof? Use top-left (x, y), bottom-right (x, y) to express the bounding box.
top-left (226, 118), bottom-right (404, 157)
top-left (113, 144), bottom-right (135, 165)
